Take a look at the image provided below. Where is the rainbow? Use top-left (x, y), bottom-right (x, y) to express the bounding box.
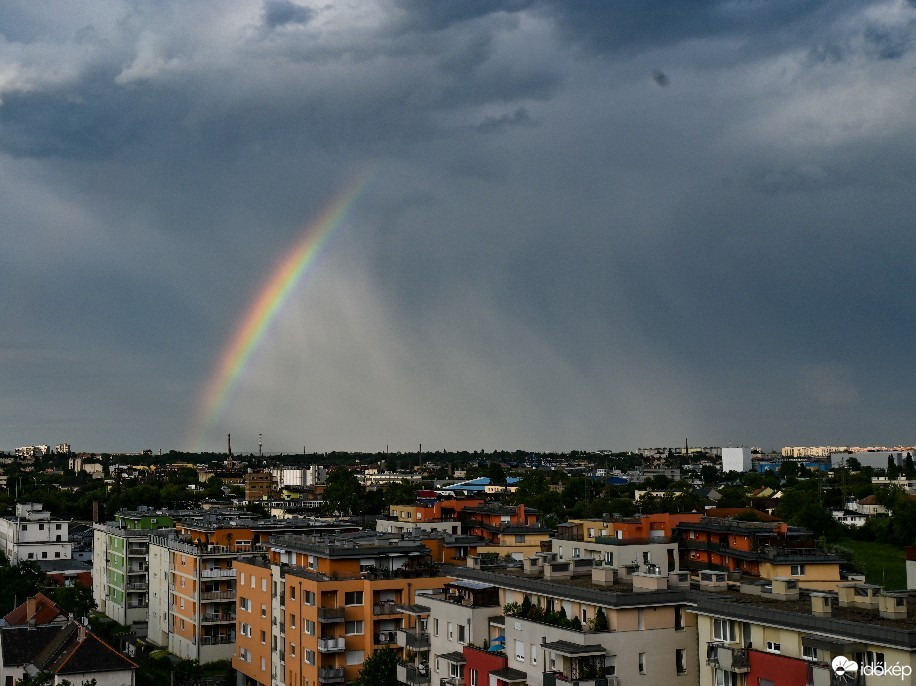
top-left (188, 170), bottom-right (372, 451)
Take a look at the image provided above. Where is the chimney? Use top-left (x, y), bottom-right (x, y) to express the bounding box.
top-left (810, 593), bottom-right (832, 616)
top-left (26, 596), bottom-right (36, 628)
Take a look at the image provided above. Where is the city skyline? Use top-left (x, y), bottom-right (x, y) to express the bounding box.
top-left (2, 2), bottom-right (915, 453)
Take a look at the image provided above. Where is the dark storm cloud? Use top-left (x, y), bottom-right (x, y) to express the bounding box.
top-left (1, 1), bottom-right (915, 452)
top-left (262, 0), bottom-right (315, 28)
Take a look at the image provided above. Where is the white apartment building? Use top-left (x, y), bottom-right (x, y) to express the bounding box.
top-left (270, 465), bottom-right (327, 488)
top-left (0, 503), bottom-right (71, 563)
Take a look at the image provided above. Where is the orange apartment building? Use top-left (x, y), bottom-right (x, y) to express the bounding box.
top-left (460, 503), bottom-right (550, 558)
top-left (233, 531), bottom-right (450, 686)
top-left (380, 498), bottom-right (486, 535)
top-left (560, 512), bottom-right (703, 542)
top-left (147, 516), bottom-right (359, 664)
top-left (675, 517), bottom-right (844, 589)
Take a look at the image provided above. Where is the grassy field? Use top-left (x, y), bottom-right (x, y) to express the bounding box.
top-left (836, 538), bottom-right (907, 590)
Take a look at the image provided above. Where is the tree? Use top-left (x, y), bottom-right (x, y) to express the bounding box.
top-left (322, 468), bottom-right (365, 516)
top-left (487, 462), bottom-right (507, 487)
top-left (904, 454), bottom-right (915, 479)
top-left (592, 607), bottom-right (609, 632)
top-left (353, 647), bottom-right (400, 686)
top-left (53, 583), bottom-right (96, 619)
top-left (887, 456), bottom-right (900, 480)
top-left (384, 480), bottom-right (420, 507)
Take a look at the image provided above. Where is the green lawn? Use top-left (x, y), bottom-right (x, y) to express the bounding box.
top-left (836, 538), bottom-right (907, 590)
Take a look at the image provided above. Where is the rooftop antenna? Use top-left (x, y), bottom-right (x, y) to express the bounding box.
top-left (259, 433), bottom-right (263, 459)
top-left (227, 433), bottom-right (234, 470)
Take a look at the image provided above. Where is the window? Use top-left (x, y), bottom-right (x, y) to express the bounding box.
top-left (290, 614), bottom-right (296, 629)
top-left (39, 523), bottom-right (44, 531)
top-left (54, 552), bottom-right (60, 558)
top-left (240, 597), bottom-right (251, 612)
top-left (605, 551), bottom-right (614, 565)
top-left (433, 618), bottom-right (439, 636)
top-left (637, 609), bottom-right (644, 630)
top-left (639, 652), bottom-right (646, 674)
top-left (55, 524), bottom-right (61, 530)
top-left (643, 551), bottom-right (651, 564)
top-left (573, 548), bottom-right (581, 557)
top-left (239, 648), bottom-right (251, 663)
top-left (607, 655), bottom-right (617, 676)
top-left (260, 630), bottom-right (267, 644)
top-left (304, 649), bottom-right (315, 665)
top-left (41, 552), bottom-right (47, 559)
top-left (346, 621), bottom-right (364, 635)
top-left (290, 643), bottom-right (295, 657)
top-left (345, 650), bottom-right (365, 665)
top-left (290, 586), bottom-right (296, 600)
top-left (305, 620), bottom-right (315, 635)
top-left (531, 644), bottom-right (537, 665)
top-left (260, 657), bottom-right (266, 672)
top-left (675, 607), bottom-right (685, 631)
top-left (790, 564), bottom-right (806, 576)
top-left (448, 662), bottom-right (461, 678)
top-left (714, 670), bottom-right (736, 686)
top-left (766, 641), bottom-right (781, 654)
top-left (515, 535), bottom-right (526, 543)
top-left (344, 591), bottom-right (363, 606)
top-left (470, 669), bottom-right (478, 686)
top-left (262, 578), bottom-right (267, 592)
top-left (515, 640), bottom-right (525, 662)
top-left (303, 590), bottom-right (315, 605)
top-left (261, 604), bottom-right (267, 618)
top-left (251, 575), bottom-right (256, 588)
top-left (581, 608), bottom-right (587, 623)
top-left (713, 619), bottom-right (737, 642)
top-left (457, 624), bottom-right (466, 644)
top-left (676, 649), bottom-right (687, 674)
top-left (240, 572), bottom-right (245, 585)
top-left (802, 646), bottom-right (817, 661)
top-left (240, 623), bottom-right (252, 637)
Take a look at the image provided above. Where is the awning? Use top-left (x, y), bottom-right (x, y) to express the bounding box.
top-left (541, 640), bottom-right (607, 657)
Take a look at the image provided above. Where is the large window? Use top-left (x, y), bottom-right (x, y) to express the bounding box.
top-left (713, 619), bottom-right (737, 643)
top-left (714, 669), bottom-right (735, 686)
top-left (676, 649), bottom-right (686, 674)
top-left (345, 591), bottom-right (364, 606)
top-left (515, 640), bottom-right (525, 662)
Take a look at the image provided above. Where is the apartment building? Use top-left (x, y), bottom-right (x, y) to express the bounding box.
top-left (148, 516), bottom-right (359, 663)
top-left (0, 502), bottom-right (71, 563)
top-left (675, 518), bottom-right (844, 590)
top-left (461, 504), bottom-right (550, 559)
top-left (380, 498), bottom-right (486, 536)
top-left (233, 531), bottom-right (448, 686)
top-left (431, 559), bottom-right (699, 686)
top-left (696, 578), bottom-right (916, 686)
top-left (92, 510), bottom-right (178, 634)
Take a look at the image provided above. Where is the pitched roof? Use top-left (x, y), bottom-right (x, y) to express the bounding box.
top-left (32, 623), bottom-right (138, 675)
top-left (0, 626), bottom-right (62, 665)
top-left (3, 592), bottom-right (66, 626)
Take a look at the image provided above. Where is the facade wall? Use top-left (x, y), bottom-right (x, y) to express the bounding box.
top-left (233, 561), bottom-right (274, 686)
top-left (55, 670), bottom-right (136, 686)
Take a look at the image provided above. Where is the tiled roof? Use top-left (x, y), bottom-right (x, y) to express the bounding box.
top-left (3, 593), bottom-right (66, 626)
top-left (0, 626), bottom-right (62, 665)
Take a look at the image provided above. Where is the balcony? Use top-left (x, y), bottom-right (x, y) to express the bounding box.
top-left (317, 667), bottom-right (345, 684)
top-left (126, 582), bottom-right (147, 591)
top-left (201, 612), bottom-right (236, 624)
top-left (200, 567), bottom-right (236, 578)
top-left (201, 590), bottom-right (236, 601)
top-left (318, 607), bottom-right (345, 623)
top-left (375, 631), bottom-right (398, 645)
top-left (373, 600), bottom-right (399, 615)
top-left (317, 637), bottom-right (346, 653)
top-left (706, 644), bottom-right (750, 673)
top-left (396, 629), bottom-right (430, 650)
top-left (200, 634), bottom-right (235, 645)
top-left (396, 664), bottom-right (431, 686)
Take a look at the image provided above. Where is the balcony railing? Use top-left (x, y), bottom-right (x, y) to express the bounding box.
top-left (376, 631), bottom-right (398, 645)
top-left (396, 629), bottom-right (430, 650)
top-left (317, 607), bottom-right (345, 623)
top-left (201, 613), bottom-right (236, 624)
top-left (317, 667), bottom-right (345, 684)
top-left (201, 590), bottom-right (236, 601)
top-left (374, 601), bottom-right (399, 615)
top-left (396, 664), bottom-right (431, 686)
top-left (201, 568), bottom-right (237, 578)
top-left (317, 637), bottom-right (346, 653)
top-left (200, 634), bottom-right (236, 645)
top-left (126, 582), bottom-right (147, 590)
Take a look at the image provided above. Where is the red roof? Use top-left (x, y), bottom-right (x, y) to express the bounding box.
top-left (3, 593), bottom-right (67, 626)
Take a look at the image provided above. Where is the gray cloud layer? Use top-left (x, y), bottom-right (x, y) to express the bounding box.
top-left (1, 1), bottom-right (914, 453)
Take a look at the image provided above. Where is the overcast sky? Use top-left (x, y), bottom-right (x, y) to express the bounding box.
top-left (2, 1), bottom-right (915, 454)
